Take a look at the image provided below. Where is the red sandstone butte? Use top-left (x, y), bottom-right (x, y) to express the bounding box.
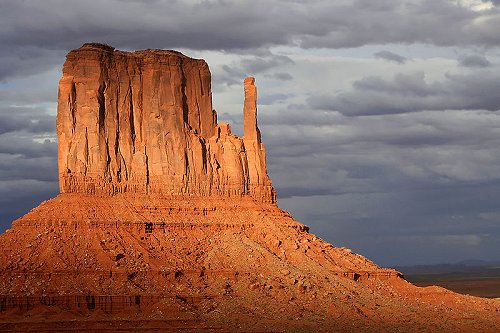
top-left (0, 43), bottom-right (499, 332)
top-left (57, 43), bottom-right (274, 202)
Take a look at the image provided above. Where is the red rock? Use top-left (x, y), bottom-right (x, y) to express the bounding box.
top-left (243, 76), bottom-right (260, 142)
top-left (57, 43), bottom-right (274, 202)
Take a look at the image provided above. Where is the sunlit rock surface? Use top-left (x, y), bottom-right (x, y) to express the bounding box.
top-left (57, 43), bottom-right (274, 203)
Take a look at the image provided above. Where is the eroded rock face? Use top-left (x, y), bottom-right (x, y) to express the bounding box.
top-left (57, 43), bottom-right (275, 202)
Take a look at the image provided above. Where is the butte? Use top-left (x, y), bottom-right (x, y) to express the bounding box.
top-left (0, 43), bottom-right (499, 332)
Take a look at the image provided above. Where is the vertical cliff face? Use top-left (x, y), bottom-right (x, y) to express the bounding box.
top-left (57, 43), bottom-right (275, 202)
top-left (243, 77), bottom-right (272, 201)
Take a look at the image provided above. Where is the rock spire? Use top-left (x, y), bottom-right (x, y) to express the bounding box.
top-left (243, 76), bottom-right (261, 142)
top-left (57, 43), bottom-right (275, 202)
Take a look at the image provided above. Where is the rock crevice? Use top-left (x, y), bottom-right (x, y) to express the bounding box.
top-left (57, 43), bottom-right (275, 202)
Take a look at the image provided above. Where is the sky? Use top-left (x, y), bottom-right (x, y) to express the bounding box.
top-left (1, 0), bottom-right (500, 266)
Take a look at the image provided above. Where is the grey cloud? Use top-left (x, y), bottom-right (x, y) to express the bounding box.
top-left (214, 65), bottom-right (242, 86)
top-left (0, 133), bottom-right (57, 158)
top-left (485, 0), bottom-right (500, 6)
top-left (0, 0), bottom-right (288, 51)
top-left (0, 153), bottom-right (57, 182)
top-left (263, 108), bottom-right (500, 148)
top-left (299, 0), bottom-right (479, 48)
top-left (266, 72), bottom-right (293, 81)
top-left (216, 54), bottom-right (295, 86)
top-left (307, 71), bottom-right (500, 116)
top-left (0, 47), bottom-right (64, 81)
top-left (260, 104), bottom-right (334, 127)
top-left (374, 50), bottom-right (407, 64)
top-left (458, 54), bottom-right (492, 67)
top-left (0, 106), bottom-right (55, 135)
top-left (0, 180), bottom-right (58, 204)
top-left (261, 107), bottom-right (500, 201)
top-left (0, 88), bottom-right (57, 105)
top-left (0, 126), bottom-right (58, 231)
top-left (0, 68), bottom-right (60, 103)
top-left (0, 109), bottom-right (58, 231)
top-left (241, 55), bottom-right (295, 73)
top-left (259, 93), bottom-right (290, 105)
top-left (0, 107), bottom-right (57, 180)
top-left (2, 0), bottom-right (500, 80)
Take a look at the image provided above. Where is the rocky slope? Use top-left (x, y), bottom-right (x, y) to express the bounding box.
top-left (0, 44), bottom-right (499, 332)
top-left (1, 194), bottom-right (499, 332)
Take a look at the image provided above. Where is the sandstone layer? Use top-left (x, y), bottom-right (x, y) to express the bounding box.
top-left (0, 44), bottom-right (499, 332)
top-left (57, 43), bottom-right (274, 202)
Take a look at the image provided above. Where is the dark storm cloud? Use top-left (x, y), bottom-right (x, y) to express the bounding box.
top-left (0, 179), bottom-right (59, 232)
top-left (1, 0), bottom-right (500, 80)
top-left (307, 71), bottom-right (500, 116)
top-left (458, 54), bottom-right (492, 67)
top-left (0, 129), bottom-right (58, 231)
top-left (262, 107), bottom-right (500, 200)
top-left (0, 117), bottom-right (58, 230)
top-left (262, 108), bottom-right (500, 148)
top-left (374, 50), bottom-right (408, 64)
top-left (297, 0), bottom-right (499, 48)
top-left (0, 152), bottom-right (57, 182)
top-left (0, 106), bottom-right (57, 178)
top-left (0, 101), bottom-right (58, 230)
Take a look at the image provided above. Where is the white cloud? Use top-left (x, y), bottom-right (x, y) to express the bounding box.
top-left (454, 0), bottom-right (494, 11)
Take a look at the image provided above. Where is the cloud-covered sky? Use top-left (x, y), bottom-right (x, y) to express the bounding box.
top-left (2, 0), bottom-right (500, 266)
